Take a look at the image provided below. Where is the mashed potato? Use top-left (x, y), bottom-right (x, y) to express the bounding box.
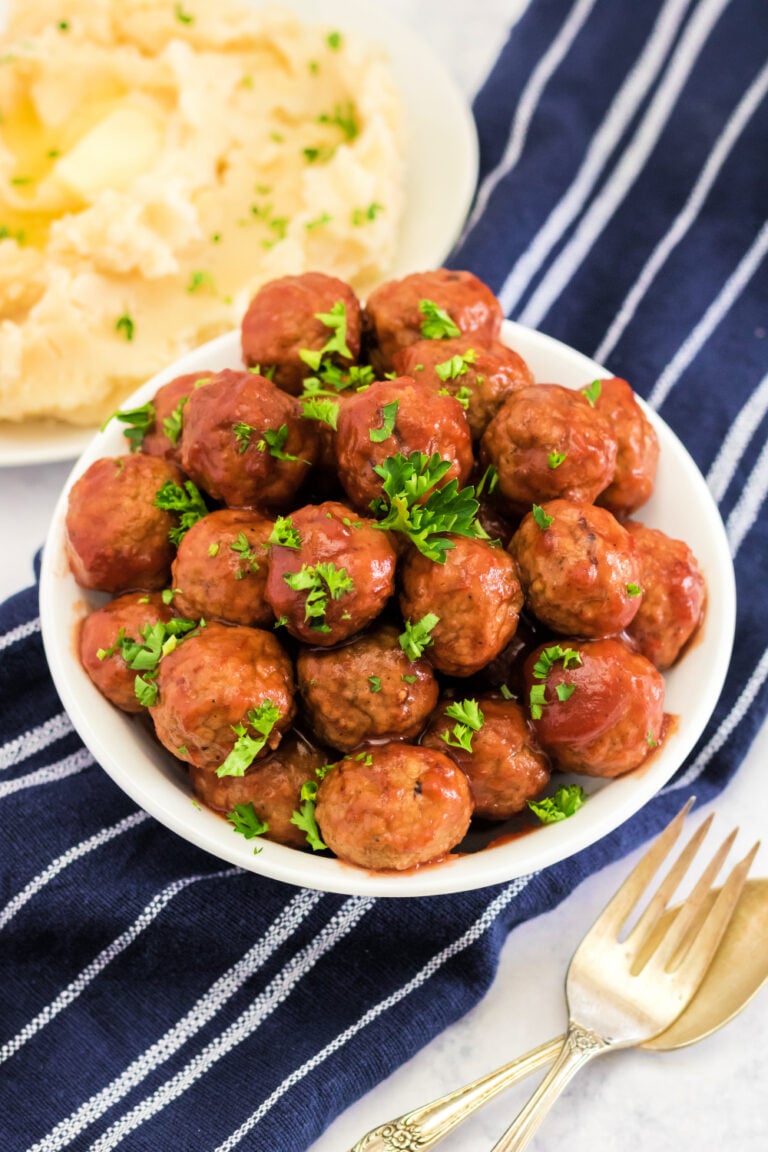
top-left (0, 0), bottom-right (404, 424)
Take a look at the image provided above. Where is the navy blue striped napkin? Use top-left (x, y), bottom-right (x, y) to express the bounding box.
top-left (1, 1), bottom-right (767, 1148)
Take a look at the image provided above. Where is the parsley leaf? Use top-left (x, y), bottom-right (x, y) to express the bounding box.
top-left (369, 399), bottom-right (399, 442)
top-left (440, 698), bottom-right (484, 752)
top-left (301, 396), bottom-right (339, 429)
top-left (582, 379), bottom-right (602, 407)
top-left (626, 582), bottom-right (643, 597)
top-left (227, 802), bottom-right (269, 839)
top-left (419, 299), bottom-right (461, 339)
top-left (269, 516), bottom-right (301, 549)
top-left (230, 532), bottom-right (260, 578)
top-left (399, 613), bottom-right (440, 660)
top-left (115, 313), bottom-right (135, 342)
top-left (435, 349), bottom-right (476, 381)
top-left (317, 101), bottom-right (359, 141)
top-left (368, 676), bottom-right (382, 693)
top-left (290, 780), bottom-right (328, 850)
top-left (162, 396), bottom-right (188, 446)
top-left (298, 300), bottom-right (352, 371)
top-left (528, 785), bottom-right (586, 824)
top-left (216, 700), bottom-right (281, 778)
top-left (107, 401), bottom-right (155, 452)
top-left (532, 503), bottom-right (553, 531)
top-left (547, 450), bottom-right (567, 469)
top-left (154, 480), bottom-right (209, 546)
top-left (283, 562), bottom-right (354, 630)
top-left (532, 645), bottom-right (583, 680)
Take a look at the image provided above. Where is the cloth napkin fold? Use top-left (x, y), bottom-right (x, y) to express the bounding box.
top-left (1, 1), bottom-right (767, 1149)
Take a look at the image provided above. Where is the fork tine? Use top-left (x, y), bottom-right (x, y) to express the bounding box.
top-left (586, 798), bottom-right (695, 941)
top-left (623, 812), bottom-right (714, 959)
top-left (652, 840), bottom-right (760, 978)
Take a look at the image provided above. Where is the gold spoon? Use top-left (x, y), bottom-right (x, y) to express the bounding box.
top-left (347, 879), bottom-right (768, 1152)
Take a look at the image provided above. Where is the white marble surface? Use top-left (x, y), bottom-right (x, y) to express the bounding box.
top-left (1, 2), bottom-right (766, 1150)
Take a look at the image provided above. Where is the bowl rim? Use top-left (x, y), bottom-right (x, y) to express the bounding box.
top-left (39, 319), bottom-right (736, 897)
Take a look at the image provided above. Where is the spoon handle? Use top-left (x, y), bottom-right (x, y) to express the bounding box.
top-left (346, 1035), bottom-right (563, 1152)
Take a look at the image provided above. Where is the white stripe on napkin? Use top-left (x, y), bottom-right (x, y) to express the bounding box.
top-left (707, 371), bottom-right (768, 503)
top-left (84, 896), bottom-right (374, 1152)
top-left (0, 748), bottom-right (94, 799)
top-left (0, 712), bottom-right (74, 771)
top-left (462, 0), bottom-right (599, 238)
top-left (27, 887), bottom-right (326, 1152)
top-left (594, 60), bottom-right (768, 364)
top-left (0, 811), bottom-right (149, 933)
top-left (0, 616), bottom-right (40, 652)
top-left (726, 435), bottom-right (768, 555)
top-left (0, 868), bottom-right (240, 1066)
top-left (498, 0), bottom-right (693, 317)
top-left (647, 219), bottom-right (768, 409)
top-left (215, 873), bottom-right (536, 1152)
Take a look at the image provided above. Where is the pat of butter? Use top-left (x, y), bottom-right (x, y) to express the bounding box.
top-left (55, 102), bottom-right (165, 199)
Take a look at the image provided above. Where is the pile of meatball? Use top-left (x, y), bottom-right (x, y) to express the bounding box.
top-left (67, 268), bottom-right (706, 874)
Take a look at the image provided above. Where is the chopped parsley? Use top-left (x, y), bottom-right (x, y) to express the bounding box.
top-left (317, 101), bottom-right (359, 141)
top-left (290, 780), bottom-right (327, 850)
top-left (475, 464), bottom-right (499, 497)
top-left (230, 532), bottom-right (260, 579)
top-left (647, 730), bottom-right (659, 748)
top-left (283, 562), bottom-right (354, 631)
top-left (227, 802), bottom-right (269, 840)
top-left (582, 379), bottom-right (602, 407)
top-left (97, 617), bottom-right (199, 707)
top-left (626, 583), bottom-right (643, 597)
top-left (299, 300), bottom-right (352, 371)
top-left (162, 396), bottom-right (188, 446)
top-left (327, 30), bottom-right (343, 50)
top-left (174, 3), bottom-right (194, 23)
top-left (528, 785), bottom-right (586, 824)
top-left (234, 422), bottom-right (302, 461)
top-left (351, 202), bottom-right (384, 226)
top-left (208, 541), bottom-right (220, 557)
top-left (301, 396), bottom-right (339, 429)
top-left (369, 399), bottom-right (399, 442)
top-left (399, 613), bottom-right (440, 660)
top-left (368, 676), bottom-right (382, 693)
top-left (499, 683), bottom-right (514, 700)
top-left (217, 700), bottom-right (282, 778)
top-left (435, 349), bottom-right (476, 381)
top-left (454, 386), bottom-right (472, 411)
top-left (440, 698), bottom-right (484, 753)
top-left (302, 145), bottom-right (336, 165)
top-left (154, 479), bottom-right (209, 545)
top-left (419, 299), bottom-right (461, 340)
top-left (186, 269), bottom-right (216, 294)
top-left (107, 401), bottom-right (155, 451)
top-left (306, 212), bottom-right (332, 230)
top-left (555, 682), bottom-right (576, 702)
top-left (532, 503), bottom-right (553, 531)
top-left (370, 451), bottom-right (488, 563)
top-left (547, 450), bottom-right (567, 469)
top-left (532, 645), bottom-right (583, 680)
top-left (269, 516), bottom-right (301, 550)
top-left (115, 313), bottom-right (135, 342)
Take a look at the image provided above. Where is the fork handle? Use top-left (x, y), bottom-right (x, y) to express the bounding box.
top-left (490, 1021), bottom-right (609, 1152)
top-left (346, 1035), bottom-right (564, 1152)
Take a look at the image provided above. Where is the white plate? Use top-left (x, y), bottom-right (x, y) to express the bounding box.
top-left (0, 0), bottom-right (478, 466)
top-left (39, 320), bottom-right (736, 897)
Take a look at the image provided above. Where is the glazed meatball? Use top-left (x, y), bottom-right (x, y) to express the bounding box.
top-left (393, 337), bottom-right (534, 439)
top-left (171, 509), bottom-right (274, 627)
top-left (189, 732), bottom-right (327, 848)
top-left (595, 378), bottom-right (659, 517)
top-left (180, 368), bottom-right (318, 508)
top-left (399, 536), bottom-right (524, 677)
top-left (79, 591), bottom-right (174, 713)
top-left (241, 272), bottom-right (362, 395)
top-left (421, 694), bottom-right (550, 820)
top-left (264, 501), bottom-right (397, 645)
top-left (481, 384), bottom-right (617, 512)
top-left (140, 371), bottom-right (212, 464)
top-left (625, 521), bottom-right (706, 670)
top-left (335, 376), bottom-right (474, 513)
top-left (363, 268), bottom-right (503, 373)
top-left (522, 637), bottom-right (665, 777)
top-left (296, 624), bottom-right (439, 751)
top-left (66, 454), bottom-right (183, 593)
top-left (315, 742), bottom-right (473, 871)
top-left (151, 622), bottom-right (295, 772)
top-left (509, 500), bottom-right (643, 638)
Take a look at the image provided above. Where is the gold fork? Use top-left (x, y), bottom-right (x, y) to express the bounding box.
top-left (488, 799), bottom-right (759, 1151)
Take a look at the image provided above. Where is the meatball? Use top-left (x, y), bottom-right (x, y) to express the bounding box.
top-left (241, 272), bottom-right (362, 395)
top-left (151, 622), bottom-right (295, 772)
top-left (595, 378), bottom-right (659, 517)
top-left (66, 454), bottom-right (182, 593)
top-left (421, 694), bottom-right (550, 820)
top-left (625, 521), bottom-right (706, 670)
top-left (363, 268), bottom-right (503, 374)
top-left (480, 384), bottom-right (617, 513)
top-left (393, 337), bottom-right (534, 439)
top-left (189, 732), bottom-right (327, 848)
top-left (296, 624), bottom-right (439, 751)
top-left (264, 501), bottom-right (397, 645)
top-left (509, 500), bottom-right (643, 638)
top-left (315, 742), bottom-right (473, 871)
top-left (140, 371), bottom-right (212, 464)
top-left (522, 637), bottom-right (665, 777)
top-left (79, 591), bottom-right (174, 713)
top-left (171, 509), bottom-right (274, 627)
top-left (335, 376), bottom-right (474, 513)
top-left (180, 368), bottom-right (318, 509)
top-left (399, 536), bottom-right (524, 677)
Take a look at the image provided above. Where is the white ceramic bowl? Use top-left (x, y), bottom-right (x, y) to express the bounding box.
top-left (40, 321), bottom-right (736, 897)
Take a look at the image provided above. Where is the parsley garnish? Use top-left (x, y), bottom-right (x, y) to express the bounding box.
top-left (475, 464), bottom-right (498, 497)
top-left (230, 532), bottom-right (260, 579)
top-left (154, 480), bottom-right (209, 546)
top-left (301, 396), bottom-right (339, 429)
top-left (626, 583), bottom-right (643, 597)
top-left (647, 730), bottom-right (659, 748)
top-left (162, 396), bottom-right (188, 446)
top-left (299, 300), bottom-right (352, 371)
top-left (227, 802), bottom-right (269, 839)
top-left (174, 3), bottom-right (194, 23)
top-left (435, 349), bottom-right (476, 381)
top-left (217, 700), bottom-right (281, 778)
top-left (369, 399), bottom-right (399, 442)
top-left (532, 645), bottom-right (583, 680)
top-left (555, 682), bottom-right (576, 702)
top-left (399, 613), bottom-right (440, 660)
top-left (368, 676), bottom-right (382, 693)
top-left (419, 299), bottom-right (461, 340)
top-left (528, 785), bottom-right (586, 824)
top-left (290, 780), bottom-right (327, 850)
top-left (370, 451), bottom-right (487, 563)
top-left (318, 101), bottom-right (359, 141)
top-left (532, 503), bottom-right (553, 531)
top-left (302, 145), bottom-right (336, 165)
top-left (107, 401), bottom-right (155, 451)
top-left (234, 422), bottom-right (301, 461)
top-left (499, 683), bottom-right (513, 700)
top-left (269, 516), bottom-right (301, 549)
top-left (440, 698), bottom-right (484, 752)
top-left (283, 562), bottom-right (354, 631)
top-left (327, 30), bottom-right (343, 50)
top-left (186, 269), bottom-right (216, 293)
top-left (529, 684), bottom-right (548, 720)
top-left (547, 450), bottom-right (566, 469)
top-left (115, 313), bottom-right (135, 342)
top-left (351, 202), bottom-right (384, 226)
top-left (582, 379), bottom-right (602, 407)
